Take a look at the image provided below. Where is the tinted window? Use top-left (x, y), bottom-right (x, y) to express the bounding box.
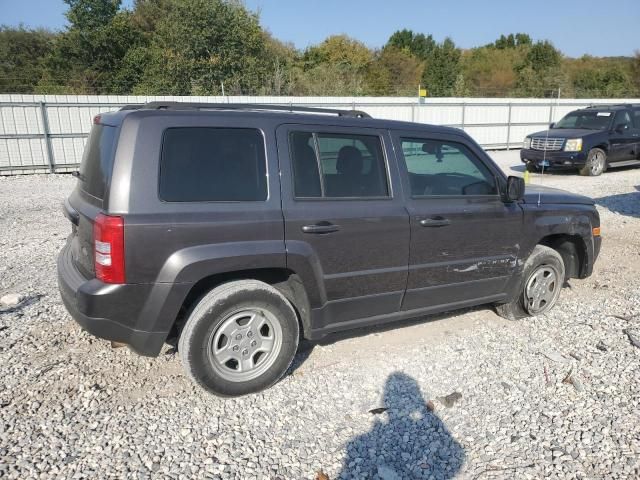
top-left (555, 111), bottom-right (612, 130)
top-left (400, 138), bottom-right (497, 196)
top-left (160, 128), bottom-right (267, 202)
top-left (634, 110), bottom-right (640, 129)
top-left (613, 110), bottom-right (633, 130)
top-left (290, 131), bottom-right (389, 198)
top-left (79, 124), bottom-right (118, 199)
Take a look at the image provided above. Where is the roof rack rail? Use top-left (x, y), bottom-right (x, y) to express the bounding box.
top-left (584, 103), bottom-right (634, 109)
top-left (120, 101), bottom-right (372, 118)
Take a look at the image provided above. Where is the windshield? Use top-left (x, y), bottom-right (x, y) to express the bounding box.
top-left (555, 111), bottom-right (612, 130)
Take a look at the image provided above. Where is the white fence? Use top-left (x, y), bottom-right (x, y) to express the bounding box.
top-left (1, 94), bottom-right (638, 174)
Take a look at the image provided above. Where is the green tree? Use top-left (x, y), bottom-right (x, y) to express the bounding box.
top-left (132, 0), bottom-right (269, 95)
top-left (39, 0), bottom-right (144, 93)
top-left (386, 29), bottom-right (435, 61)
top-left (422, 38), bottom-right (461, 96)
top-left (298, 35), bottom-right (372, 95)
top-left (365, 46), bottom-right (423, 95)
top-left (0, 26), bottom-right (54, 93)
top-left (515, 40), bottom-right (564, 96)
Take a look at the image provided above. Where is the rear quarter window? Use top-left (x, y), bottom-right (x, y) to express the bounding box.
top-left (159, 127), bottom-right (267, 202)
top-left (78, 124), bottom-right (118, 200)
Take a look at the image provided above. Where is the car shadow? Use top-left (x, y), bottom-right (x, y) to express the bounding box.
top-left (337, 372), bottom-right (465, 479)
top-left (595, 186), bottom-right (640, 219)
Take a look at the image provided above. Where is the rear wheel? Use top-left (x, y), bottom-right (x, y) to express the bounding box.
top-left (178, 280), bottom-right (299, 397)
top-left (495, 245), bottom-right (565, 320)
top-left (579, 148), bottom-right (607, 176)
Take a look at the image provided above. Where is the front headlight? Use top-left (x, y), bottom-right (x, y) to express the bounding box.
top-left (523, 137), bottom-right (531, 149)
top-left (564, 138), bottom-right (583, 152)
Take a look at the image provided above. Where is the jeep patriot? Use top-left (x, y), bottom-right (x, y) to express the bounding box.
top-left (58, 102), bottom-right (601, 396)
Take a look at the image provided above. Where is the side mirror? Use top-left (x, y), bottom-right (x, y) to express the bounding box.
top-left (549, 122), bottom-right (555, 129)
top-left (614, 123), bottom-right (627, 134)
top-left (506, 176), bottom-right (525, 202)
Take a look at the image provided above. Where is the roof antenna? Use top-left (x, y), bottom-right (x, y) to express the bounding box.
top-left (538, 87), bottom-right (560, 207)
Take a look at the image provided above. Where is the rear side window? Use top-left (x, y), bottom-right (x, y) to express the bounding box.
top-left (79, 124), bottom-right (118, 200)
top-left (400, 138), bottom-right (497, 196)
top-left (160, 128), bottom-right (267, 202)
top-left (289, 131), bottom-right (389, 198)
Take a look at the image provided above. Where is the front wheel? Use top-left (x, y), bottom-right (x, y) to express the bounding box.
top-left (178, 280), bottom-right (300, 397)
top-left (579, 148), bottom-right (607, 176)
top-left (495, 245), bottom-right (565, 320)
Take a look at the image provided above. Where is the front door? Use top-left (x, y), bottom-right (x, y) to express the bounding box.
top-left (277, 124), bottom-right (410, 330)
top-left (391, 131), bottom-right (523, 311)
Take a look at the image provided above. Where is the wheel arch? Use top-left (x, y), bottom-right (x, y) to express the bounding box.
top-left (169, 268), bottom-right (313, 343)
top-left (537, 233), bottom-right (588, 280)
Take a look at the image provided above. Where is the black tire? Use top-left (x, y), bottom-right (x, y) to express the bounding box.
top-left (495, 245), bottom-right (565, 320)
top-left (579, 148), bottom-right (607, 176)
top-left (178, 280), bottom-right (299, 397)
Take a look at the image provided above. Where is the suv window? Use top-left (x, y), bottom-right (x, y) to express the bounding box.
top-left (290, 131), bottom-right (389, 198)
top-left (400, 138), bottom-right (497, 196)
top-left (78, 124), bottom-right (118, 200)
top-left (633, 110), bottom-right (640, 129)
top-left (613, 110), bottom-right (633, 130)
top-left (159, 127), bottom-right (267, 202)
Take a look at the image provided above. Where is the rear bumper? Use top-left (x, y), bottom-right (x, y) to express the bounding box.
top-left (521, 149), bottom-right (588, 168)
top-left (57, 242), bottom-right (188, 357)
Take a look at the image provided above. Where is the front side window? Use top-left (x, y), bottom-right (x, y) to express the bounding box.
top-left (159, 127), bottom-right (267, 202)
top-left (633, 110), bottom-right (640, 129)
top-left (290, 131), bottom-right (389, 198)
top-left (400, 138), bottom-right (497, 196)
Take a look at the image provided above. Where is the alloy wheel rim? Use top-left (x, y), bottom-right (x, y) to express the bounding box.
top-left (207, 308), bottom-right (283, 382)
top-left (590, 153), bottom-right (604, 175)
top-left (524, 265), bottom-right (560, 314)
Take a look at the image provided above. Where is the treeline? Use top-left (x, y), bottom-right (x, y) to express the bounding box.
top-left (1, 0), bottom-right (639, 98)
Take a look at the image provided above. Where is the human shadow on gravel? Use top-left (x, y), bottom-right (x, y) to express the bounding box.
top-left (338, 372), bottom-right (465, 480)
top-left (595, 187), bottom-right (640, 219)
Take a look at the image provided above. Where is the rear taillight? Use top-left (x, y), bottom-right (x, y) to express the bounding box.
top-left (93, 213), bottom-right (125, 284)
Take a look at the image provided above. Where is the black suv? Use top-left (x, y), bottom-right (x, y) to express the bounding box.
top-left (58, 102), bottom-right (601, 396)
top-left (521, 104), bottom-right (640, 176)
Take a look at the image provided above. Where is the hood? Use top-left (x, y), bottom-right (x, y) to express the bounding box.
top-left (523, 184), bottom-right (595, 205)
top-left (528, 128), bottom-right (603, 139)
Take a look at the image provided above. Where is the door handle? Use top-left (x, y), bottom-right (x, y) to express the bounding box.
top-left (301, 223), bottom-right (340, 234)
top-left (419, 217), bottom-right (451, 228)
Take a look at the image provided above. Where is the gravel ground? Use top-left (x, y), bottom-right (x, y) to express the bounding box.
top-left (1, 151), bottom-right (639, 480)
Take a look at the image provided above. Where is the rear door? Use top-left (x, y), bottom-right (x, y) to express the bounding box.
top-left (391, 131), bottom-right (523, 311)
top-left (632, 108), bottom-right (640, 158)
top-left (609, 110), bottom-right (637, 162)
top-left (277, 124), bottom-right (410, 329)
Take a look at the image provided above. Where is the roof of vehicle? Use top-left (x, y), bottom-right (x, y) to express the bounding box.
top-left (581, 103), bottom-right (640, 111)
top-left (96, 102), bottom-right (464, 136)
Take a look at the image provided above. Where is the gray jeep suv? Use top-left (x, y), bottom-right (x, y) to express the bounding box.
top-left (58, 102), bottom-right (601, 396)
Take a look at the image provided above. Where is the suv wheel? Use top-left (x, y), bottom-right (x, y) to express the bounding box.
top-left (178, 280), bottom-right (299, 397)
top-left (579, 148), bottom-right (607, 176)
top-left (495, 245), bottom-right (565, 320)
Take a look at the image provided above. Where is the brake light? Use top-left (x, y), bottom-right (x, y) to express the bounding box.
top-left (94, 213), bottom-right (125, 283)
